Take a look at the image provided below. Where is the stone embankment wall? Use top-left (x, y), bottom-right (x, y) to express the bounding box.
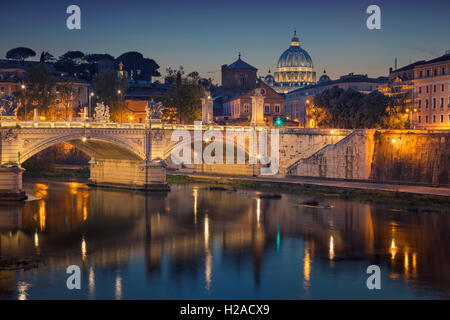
top-left (287, 130), bottom-right (450, 186)
top-left (369, 131), bottom-right (450, 185)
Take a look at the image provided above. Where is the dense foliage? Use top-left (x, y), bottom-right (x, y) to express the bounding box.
top-left (162, 67), bottom-right (205, 123)
top-left (311, 87), bottom-right (409, 129)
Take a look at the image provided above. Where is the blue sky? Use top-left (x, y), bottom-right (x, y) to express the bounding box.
top-left (1, 0), bottom-right (449, 83)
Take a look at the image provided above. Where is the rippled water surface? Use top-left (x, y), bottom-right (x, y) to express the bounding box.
top-left (0, 179), bottom-right (449, 299)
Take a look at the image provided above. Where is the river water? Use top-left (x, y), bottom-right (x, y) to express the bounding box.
top-left (0, 179), bottom-right (449, 300)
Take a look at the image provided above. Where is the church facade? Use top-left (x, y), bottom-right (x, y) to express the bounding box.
top-left (264, 31), bottom-right (317, 93)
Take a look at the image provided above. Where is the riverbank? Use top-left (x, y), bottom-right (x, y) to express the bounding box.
top-left (167, 172), bottom-right (450, 210)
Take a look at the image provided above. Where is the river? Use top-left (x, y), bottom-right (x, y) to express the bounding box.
top-left (0, 179), bottom-right (449, 299)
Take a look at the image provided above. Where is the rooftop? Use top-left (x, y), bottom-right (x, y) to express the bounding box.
top-left (223, 54), bottom-right (257, 70)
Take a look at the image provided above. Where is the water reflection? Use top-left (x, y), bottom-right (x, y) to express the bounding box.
top-left (0, 180), bottom-right (449, 299)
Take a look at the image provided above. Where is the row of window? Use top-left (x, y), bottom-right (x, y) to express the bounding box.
top-left (417, 83), bottom-right (448, 94)
top-left (417, 66), bottom-right (448, 78)
top-left (235, 104), bottom-right (281, 114)
top-left (418, 114), bottom-right (450, 124)
top-left (417, 97), bottom-right (450, 109)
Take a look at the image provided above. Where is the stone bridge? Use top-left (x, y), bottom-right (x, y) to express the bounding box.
top-left (0, 118), bottom-right (351, 199)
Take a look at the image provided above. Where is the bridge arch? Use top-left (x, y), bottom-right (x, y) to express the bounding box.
top-left (160, 137), bottom-right (252, 164)
top-left (19, 133), bottom-right (145, 164)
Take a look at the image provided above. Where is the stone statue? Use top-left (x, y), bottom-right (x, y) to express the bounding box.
top-left (145, 99), bottom-right (163, 121)
top-left (93, 102), bottom-right (110, 122)
top-left (0, 95), bottom-right (19, 117)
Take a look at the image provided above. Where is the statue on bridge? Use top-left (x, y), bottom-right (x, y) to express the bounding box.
top-left (93, 102), bottom-right (110, 122)
top-left (0, 95), bottom-right (19, 119)
top-left (145, 99), bottom-right (163, 123)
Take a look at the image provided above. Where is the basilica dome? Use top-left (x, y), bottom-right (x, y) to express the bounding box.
top-left (273, 31), bottom-right (316, 93)
top-left (277, 44), bottom-right (313, 69)
top-left (318, 70), bottom-right (331, 83)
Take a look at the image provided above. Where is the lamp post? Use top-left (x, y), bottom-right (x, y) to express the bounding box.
top-left (89, 92), bottom-right (94, 119)
top-left (21, 84), bottom-right (26, 120)
top-left (118, 89), bottom-right (123, 122)
top-left (304, 99), bottom-right (309, 128)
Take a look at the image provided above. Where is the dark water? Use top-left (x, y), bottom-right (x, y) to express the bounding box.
top-left (0, 179), bottom-right (449, 300)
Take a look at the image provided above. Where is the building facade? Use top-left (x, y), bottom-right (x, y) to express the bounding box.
top-left (221, 54), bottom-right (257, 100)
top-left (413, 52), bottom-right (450, 129)
top-left (0, 63), bottom-right (89, 120)
top-left (222, 81), bottom-right (284, 123)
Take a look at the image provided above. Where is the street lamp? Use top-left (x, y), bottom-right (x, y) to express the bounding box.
top-left (89, 92), bottom-right (94, 118)
top-left (21, 84), bottom-right (27, 120)
top-left (118, 90), bottom-right (123, 122)
top-left (303, 99), bottom-right (310, 128)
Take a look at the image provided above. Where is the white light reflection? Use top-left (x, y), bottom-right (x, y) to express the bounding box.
top-left (88, 266), bottom-right (95, 299)
top-left (17, 282), bottom-right (31, 300)
top-left (115, 272), bottom-right (122, 300)
top-left (329, 236), bottom-right (335, 261)
top-left (256, 198), bottom-right (261, 228)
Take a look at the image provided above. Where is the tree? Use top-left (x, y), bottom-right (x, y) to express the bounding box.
top-left (93, 71), bottom-right (128, 121)
top-left (306, 104), bottom-right (329, 128)
top-left (15, 64), bottom-right (56, 119)
top-left (39, 51), bottom-right (55, 64)
top-left (54, 51), bottom-right (86, 77)
top-left (55, 81), bottom-right (80, 121)
top-left (162, 66), bottom-right (204, 123)
top-left (6, 47), bottom-right (36, 64)
top-left (84, 53), bottom-right (115, 63)
top-left (313, 87), bottom-right (409, 129)
top-left (116, 51), bottom-right (160, 81)
top-left (379, 93), bottom-right (409, 129)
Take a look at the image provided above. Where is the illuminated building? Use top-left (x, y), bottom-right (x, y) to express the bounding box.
top-left (264, 30), bottom-right (316, 94)
top-left (413, 51), bottom-right (450, 129)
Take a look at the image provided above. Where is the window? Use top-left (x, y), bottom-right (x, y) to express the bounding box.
top-left (419, 71), bottom-right (423, 78)
top-left (426, 99), bottom-right (429, 108)
top-left (434, 69), bottom-right (438, 76)
top-left (427, 70), bottom-right (430, 77)
top-left (433, 115), bottom-right (436, 123)
top-left (275, 105), bottom-right (280, 113)
top-left (418, 115), bottom-right (421, 123)
top-left (448, 114), bottom-right (450, 122)
top-left (264, 105), bottom-right (270, 114)
top-left (426, 86), bottom-right (429, 93)
top-left (426, 115), bottom-right (429, 123)
top-left (418, 87), bottom-right (422, 94)
top-left (433, 98), bottom-right (436, 109)
top-left (433, 85), bottom-right (436, 93)
top-left (441, 97), bottom-right (444, 108)
top-left (243, 104), bottom-right (249, 113)
top-left (443, 67), bottom-right (446, 75)
top-left (442, 84), bottom-right (445, 92)
top-left (440, 115), bottom-right (444, 123)
top-left (418, 100), bottom-right (422, 108)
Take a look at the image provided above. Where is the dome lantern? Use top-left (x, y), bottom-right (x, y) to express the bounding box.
top-left (290, 29), bottom-right (300, 47)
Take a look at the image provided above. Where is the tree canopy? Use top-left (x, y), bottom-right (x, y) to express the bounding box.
top-left (6, 47), bottom-right (36, 63)
top-left (93, 71), bottom-right (128, 121)
top-left (312, 86), bottom-right (409, 129)
top-left (162, 66), bottom-right (204, 123)
top-left (116, 51), bottom-right (161, 81)
top-left (14, 64), bottom-right (56, 119)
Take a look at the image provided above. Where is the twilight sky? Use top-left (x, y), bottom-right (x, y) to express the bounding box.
top-left (0, 0), bottom-right (449, 84)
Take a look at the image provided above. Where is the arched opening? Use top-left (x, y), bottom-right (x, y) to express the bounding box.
top-left (21, 137), bottom-right (144, 178)
top-left (162, 138), bottom-right (259, 176)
